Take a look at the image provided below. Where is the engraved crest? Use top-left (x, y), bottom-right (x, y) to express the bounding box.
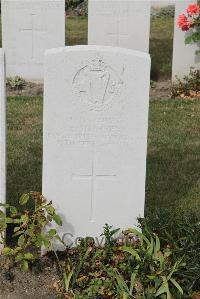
top-left (72, 57), bottom-right (123, 111)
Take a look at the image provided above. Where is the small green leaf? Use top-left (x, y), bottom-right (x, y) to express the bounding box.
top-left (156, 277), bottom-right (171, 299)
top-left (10, 206), bottom-right (18, 215)
top-left (46, 206), bottom-right (55, 216)
top-left (0, 203), bottom-right (10, 208)
top-left (48, 229), bottom-right (57, 237)
top-left (170, 278), bottom-right (183, 295)
top-left (19, 194), bottom-right (29, 205)
top-left (52, 214), bottom-right (62, 226)
top-left (63, 271), bottom-right (73, 292)
top-left (24, 253), bottom-right (34, 260)
top-left (15, 253), bottom-right (24, 262)
top-left (123, 247), bottom-right (141, 261)
top-left (20, 214), bottom-right (29, 224)
top-left (0, 210), bottom-right (5, 217)
top-left (18, 235), bottom-right (25, 247)
top-left (13, 219), bottom-right (21, 224)
top-left (14, 226), bottom-right (21, 233)
top-left (5, 217), bottom-right (13, 224)
top-left (130, 265), bottom-right (139, 295)
top-left (155, 235), bottom-right (160, 253)
top-left (21, 260), bottom-right (29, 271)
top-left (36, 234), bottom-right (50, 248)
top-left (2, 247), bottom-right (13, 255)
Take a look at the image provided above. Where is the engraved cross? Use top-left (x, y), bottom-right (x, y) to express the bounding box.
top-left (20, 13), bottom-right (46, 59)
top-left (107, 19), bottom-right (128, 46)
top-left (72, 152), bottom-right (117, 222)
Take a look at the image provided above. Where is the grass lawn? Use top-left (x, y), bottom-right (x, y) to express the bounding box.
top-left (150, 17), bottom-right (174, 79)
top-left (7, 96), bottom-right (200, 217)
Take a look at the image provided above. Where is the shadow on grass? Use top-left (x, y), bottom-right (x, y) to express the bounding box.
top-left (150, 38), bottom-right (173, 80)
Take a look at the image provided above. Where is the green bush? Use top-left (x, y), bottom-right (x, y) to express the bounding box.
top-left (0, 192), bottom-right (62, 271)
top-left (171, 68), bottom-right (200, 98)
top-left (6, 76), bottom-right (26, 91)
top-left (152, 5), bottom-right (175, 19)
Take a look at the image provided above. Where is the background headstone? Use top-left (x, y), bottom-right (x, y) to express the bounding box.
top-left (43, 46), bottom-right (150, 244)
top-left (88, 0), bottom-right (151, 53)
top-left (172, 0), bottom-right (200, 80)
top-left (1, 0), bottom-right (65, 81)
top-left (152, 0), bottom-right (175, 7)
top-left (0, 49), bottom-right (6, 250)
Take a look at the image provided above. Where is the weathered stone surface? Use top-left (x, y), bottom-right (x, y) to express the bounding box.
top-left (2, 0), bottom-right (65, 81)
top-left (43, 46), bottom-right (150, 245)
top-left (88, 0), bottom-right (151, 53)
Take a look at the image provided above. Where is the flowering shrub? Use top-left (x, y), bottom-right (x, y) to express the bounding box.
top-left (178, 3), bottom-right (200, 54)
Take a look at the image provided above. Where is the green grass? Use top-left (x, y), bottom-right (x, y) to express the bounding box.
top-left (7, 96), bottom-right (200, 216)
top-left (150, 17), bottom-right (174, 80)
top-left (7, 96), bottom-right (43, 207)
top-left (66, 16), bottom-right (88, 45)
top-left (146, 99), bottom-right (200, 215)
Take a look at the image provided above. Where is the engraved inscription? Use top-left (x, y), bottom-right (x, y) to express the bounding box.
top-left (72, 150), bottom-right (117, 222)
top-left (107, 19), bottom-right (129, 46)
top-left (20, 13), bottom-right (46, 60)
top-left (73, 57), bottom-right (123, 111)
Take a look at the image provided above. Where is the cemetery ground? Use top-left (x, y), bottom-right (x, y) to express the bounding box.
top-left (3, 97), bottom-right (200, 298)
top-left (1, 15), bottom-right (200, 299)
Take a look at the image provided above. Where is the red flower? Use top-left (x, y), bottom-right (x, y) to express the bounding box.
top-left (187, 3), bottom-right (200, 15)
top-left (178, 13), bottom-right (194, 31)
top-left (178, 14), bottom-right (189, 31)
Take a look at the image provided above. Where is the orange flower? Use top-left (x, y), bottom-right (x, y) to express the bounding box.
top-left (187, 3), bottom-right (200, 15)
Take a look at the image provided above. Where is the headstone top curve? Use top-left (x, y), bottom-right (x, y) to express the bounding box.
top-left (45, 45), bottom-right (150, 61)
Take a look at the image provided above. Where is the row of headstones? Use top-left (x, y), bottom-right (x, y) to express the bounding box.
top-left (1, 0), bottom-right (199, 81)
top-left (0, 0), bottom-right (198, 247)
top-left (0, 44), bottom-right (150, 247)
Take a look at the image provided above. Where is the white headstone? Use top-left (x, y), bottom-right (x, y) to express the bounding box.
top-left (43, 46), bottom-right (150, 245)
top-left (152, 0), bottom-right (175, 8)
top-left (1, 0), bottom-right (65, 81)
top-left (0, 49), bottom-right (6, 250)
top-left (88, 0), bottom-right (151, 53)
top-left (172, 0), bottom-right (200, 80)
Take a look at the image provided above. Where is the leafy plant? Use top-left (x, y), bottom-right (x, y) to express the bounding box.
top-left (100, 223), bottom-right (120, 258)
top-left (171, 67), bottom-right (200, 98)
top-left (101, 223), bottom-right (120, 248)
top-left (65, 0), bottom-right (85, 10)
top-left (139, 210), bottom-right (200, 296)
top-left (1, 203), bottom-right (199, 298)
top-left (6, 76), bottom-right (26, 90)
top-left (0, 192), bottom-right (62, 271)
top-left (152, 6), bottom-right (175, 19)
top-left (105, 229), bottom-right (183, 299)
